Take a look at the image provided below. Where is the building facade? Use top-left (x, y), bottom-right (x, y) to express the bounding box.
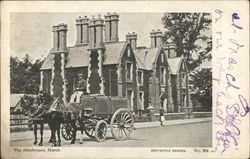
top-left (40, 13), bottom-right (191, 114)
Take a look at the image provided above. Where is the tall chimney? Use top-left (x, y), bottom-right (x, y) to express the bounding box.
top-left (88, 15), bottom-right (105, 49)
top-left (76, 16), bottom-right (89, 45)
top-left (51, 23), bottom-right (68, 103)
top-left (104, 12), bottom-right (119, 43)
top-left (104, 12), bottom-right (111, 42)
top-left (110, 12), bottom-right (119, 42)
top-left (126, 32), bottom-right (137, 50)
top-left (150, 29), bottom-right (163, 47)
top-left (87, 15), bottom-right (105, 94)
top-left (53, 23), bottom-right (68, 52)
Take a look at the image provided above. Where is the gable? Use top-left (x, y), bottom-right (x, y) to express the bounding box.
top-left (134, 47), bottom-right (161, 70)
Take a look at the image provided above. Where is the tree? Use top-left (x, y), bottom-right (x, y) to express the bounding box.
top-left (162, 13), bottom-right (212, 71)
top-left (189, 68), bottom-right (212, 111)
top-left (10, 54), bottom-right (43, 94)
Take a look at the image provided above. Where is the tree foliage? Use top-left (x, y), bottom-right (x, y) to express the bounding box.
top-left (162, 13), bottom-right (212, 71)
top-left (189, 68), bottom-right (212, 111)
top-left (10, 54), bottom-right (43, 94)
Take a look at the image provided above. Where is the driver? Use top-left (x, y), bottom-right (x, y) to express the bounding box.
top-left (70, 73), bottom-right (87, 103)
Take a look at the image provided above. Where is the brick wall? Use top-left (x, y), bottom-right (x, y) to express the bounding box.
top-left (103, 65), bottom-right (118, 96)
top-left (120, 46), bottom-right (137, 111)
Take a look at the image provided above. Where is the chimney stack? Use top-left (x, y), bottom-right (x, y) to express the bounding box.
top-left (76, 16), bottom-right (89, 45)
top-left (150, 29), bottom-right (163, 48)
top-left (126, 32), bottom-right (137, 50)
top-left (104, 12), bottom-right (119, 42)
top-left (51, 23), bottom-right (68, 103)
top-left (88, 15), bottom-right (105, 49)
top-left (164, 43), bottom-right (177, 58)
top-left (52, 23), bottom-right (68, 52)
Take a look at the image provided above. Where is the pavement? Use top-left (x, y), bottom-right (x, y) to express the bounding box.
top-left (11, 117), bottom-right (211, 142)
top-left (134, 117), bottom-right (211, 129)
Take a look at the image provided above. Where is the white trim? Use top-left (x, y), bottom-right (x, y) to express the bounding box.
top-left (40, 71), bottom-right (44, 91)
top-left (50, 54), bottom-right (55, 96)
top-left (98, 50), bottom-right (104, 94)
top-left (86, 51), bottom-right (91, 93)
top-left (61, 53), bottom-right (66, 104)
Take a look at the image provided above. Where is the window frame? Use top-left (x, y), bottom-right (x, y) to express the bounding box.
top-left (160, 66), bottom-right (166, 86)
top-left (137, 70), bottom-right (144, 86)
top-left (125, 61), bottom-right (133, 82)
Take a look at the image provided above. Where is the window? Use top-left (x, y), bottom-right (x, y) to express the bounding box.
top-left (127, 48), bottom-right (131, 57)
top-left (139, 91), bottom-right (144, 110)
top-left (161, 53), bottom-right (164, 63)
top-left (126, 62), bottom-right (133, 81)
top-left (160, 66), bottom-right (166, 85)
top-left (137, 70), bottom-right (143, 85)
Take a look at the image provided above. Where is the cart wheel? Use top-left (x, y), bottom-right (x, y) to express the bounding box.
top-left (110, 108), bottom-right (134, 140)
top-left (95, 120), bottom-right (108, 142)
top-left (85, 124), bottom-right (95, 138)
top-left (61, 123), bottom-right (73, 140)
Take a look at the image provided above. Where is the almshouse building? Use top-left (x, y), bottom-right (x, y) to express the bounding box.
top-left (40, 13), bottom-right (191, 114)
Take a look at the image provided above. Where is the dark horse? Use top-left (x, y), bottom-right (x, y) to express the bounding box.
top-left (22, 93), bottom-right (64, 146)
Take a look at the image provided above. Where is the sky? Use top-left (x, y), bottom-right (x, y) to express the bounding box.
top-left (11, 13), bottom-right (164, 60)
top-left (10, 12), bottom-right (211, 68)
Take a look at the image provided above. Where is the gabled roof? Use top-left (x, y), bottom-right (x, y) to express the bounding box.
top-left (168, 57), bottom-right (183, 75)
top-left (41, 42), bottom-right (128, 70)
top-left (134, 54), bottom-right (146, 70)
top-left (134, 47), bottom-right (161, 70)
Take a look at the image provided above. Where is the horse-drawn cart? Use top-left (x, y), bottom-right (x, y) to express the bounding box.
top-left (61, 95), bottom-right (135, 142)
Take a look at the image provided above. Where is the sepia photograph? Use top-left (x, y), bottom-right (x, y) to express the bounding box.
top-left (9, 12), bottom-right (212, 147)
top-left (1, 1), bottom-right (249, 159)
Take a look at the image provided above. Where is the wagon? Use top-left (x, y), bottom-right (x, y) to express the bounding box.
top-left (61, 95), bottom-right (135, 142)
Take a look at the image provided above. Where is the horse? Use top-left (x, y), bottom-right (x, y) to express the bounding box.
top-left (47, 97), bottom-right (65, 146)
top-left (22, 93), bottom-right (64, 146)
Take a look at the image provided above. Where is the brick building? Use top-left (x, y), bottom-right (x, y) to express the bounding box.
top-left (40, 13), bottom-right (191, 114)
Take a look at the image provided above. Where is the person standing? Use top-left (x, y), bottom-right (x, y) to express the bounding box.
top-left (159, 107), bottom-right (165, 126)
